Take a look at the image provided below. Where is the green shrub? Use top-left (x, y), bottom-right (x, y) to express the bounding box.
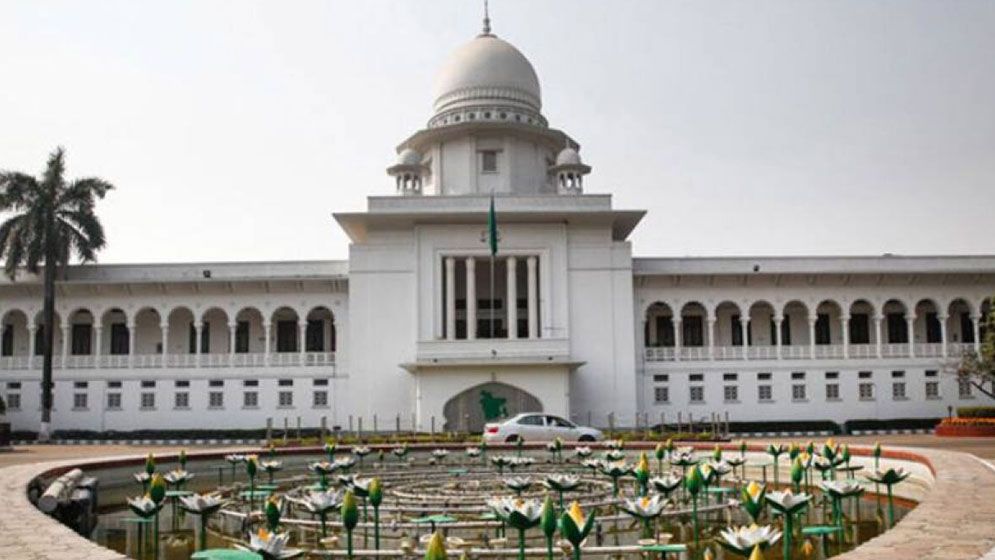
top-left (957, 406), bottom-right (995, 418)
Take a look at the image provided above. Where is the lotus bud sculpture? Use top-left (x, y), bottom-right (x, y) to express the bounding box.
top-left (369, 477), bottom-right (384, 550)
top-left (740, 481), bottom-right (767, 524)
top-left (634, 452), bottom-right (651, 496)
top-left (341, 490), bottom-right (360, 559)
top-left (424, 531), bottom-right (447, 560)
top-left (540, 495), bottom-right (557, 560)
top-left (245, 455), bottom-right (260, 510)
top-left (684, 464), bottom-right (704, 550)
top-left (149, 473), bottom-right (167, 560)
top-left (559, 501), bottom-right (596, 560)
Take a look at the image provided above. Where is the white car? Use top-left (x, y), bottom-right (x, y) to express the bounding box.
top-left (483, 413), bottom-right (604, 443)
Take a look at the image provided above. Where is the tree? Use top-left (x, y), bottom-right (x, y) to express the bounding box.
top-left (948, 296), bottom-right (995, 400)
top-left (0, 147), bottom-right (113, 440)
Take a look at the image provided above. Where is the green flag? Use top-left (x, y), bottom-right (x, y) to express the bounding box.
top-left (487, 195), bottom-right (498, 256)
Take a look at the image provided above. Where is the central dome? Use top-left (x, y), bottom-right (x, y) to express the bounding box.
top-left (431, 33), bottom-right (542, 121)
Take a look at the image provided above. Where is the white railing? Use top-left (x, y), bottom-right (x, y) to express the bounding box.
top-left (947, 343), bottom-right (974, 357)
top-left (679, 347), bottom-right (709, 361)
top-left (814, 344), bottom-right (844, 359)
top-left (747, 345), bottom-right (778, 360)
top-left (849, 344), bottom-right (876, 358)
top-left (915, 343), bottom-right (944, 358)
top-left (781, 345), bottom-right (810, 359)
top-left (644, 347), bottom-right (675, 362)
top-left (712, 346), bottom-right (744, 360)
top-left (881, 343), bottom-right (909, 358)
top-left (0, 351), bottom-right (337, 370)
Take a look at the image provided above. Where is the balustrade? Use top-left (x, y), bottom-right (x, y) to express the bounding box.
top-left (0, 351), bottom-right (335, 370)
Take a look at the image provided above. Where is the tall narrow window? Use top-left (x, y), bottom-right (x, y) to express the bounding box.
top-left (815, 313), bottom-right (831, 345)
top-left (34, 325), bottom-right (45, 356)
top-left (71, 324), bottom-right (92, 355)
top-left (925, 312), bottom-right (942, 343)
top-left (306, 319), bottom-right (324, 352)
top-left (960, 312), bottom-right (975, 343)
top-left (235, 321), bottom-right (250, 353)
top-left (276, 320), bottom-right (297, 352)
top-left (683, 316), bottom-right (704, 346)
top-left (1, 325), bottom-right (13, 356)
top-left (887, 313), bottom-right (907, 343)
top-left (850, 313), bottom-right (870, 344)
top-left (654, 316), bottom-right (674, 347)
top-left (731, 315), bottom-right (743, 346)
top-left (110, 323), bottom-right (129, 355)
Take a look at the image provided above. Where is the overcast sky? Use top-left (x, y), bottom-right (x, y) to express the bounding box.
top-left (1, 1), bottom-right (993, 264)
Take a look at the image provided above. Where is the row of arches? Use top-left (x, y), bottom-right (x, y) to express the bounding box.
top-left (0, 305), bottom-right (337, 358)
top-left (644, 297), bottom-right (991, 349)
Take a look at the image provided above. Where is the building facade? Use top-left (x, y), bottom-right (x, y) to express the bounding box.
top-left (2, 22), bottom-right (993, 434)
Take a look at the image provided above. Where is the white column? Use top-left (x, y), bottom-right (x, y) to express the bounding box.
top-left (466, 257), bottom-right (477, 340)
top-left (299, 321), bottom-right (307, 356)
top-left (972, 315), bottom-right (981, 353)
top-left (808, 315), bottom-right (817, 359)
top-left (62, 325), bottom-right (70, 361)
top-left (263, 322), bottom-right (272, 364)
top-left (939, 315), bottom-right (948, 358)
top-left (740, 317), bottom-right (750, 361)
top-left (774, 316), bottom-right (783, 359)
top-left (229, 322), bottom-right (237, 359)
top-left (526, 256), bottom-right (538, 339)
top-left (707, 317), bottom-right (715, 360)
top-left (874, 315), bottom-right (883, 358)
top-left (160, 324), bottom-right (169, 366)
top-left (506, 256), bottom-right (517, 339)
top-left (93, 326), bottom-right (102, 358)
top-left (906, 315), bottom-right (915, 358)
top-left (27, 325), bottom-right (36, 369)
top-left (674, 318), bottom-right (682, 362)
top-left (445, 257), bottom-right (456, 341)
top-left (194, 321), bottom-right (203, 367)
top-left (127, 323), bottom-right (136, 367)
top-left (841, 315), bottom-right (850, 359)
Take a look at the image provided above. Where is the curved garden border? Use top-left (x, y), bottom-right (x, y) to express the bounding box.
top-left (0, 444), bottom-right (993, 560)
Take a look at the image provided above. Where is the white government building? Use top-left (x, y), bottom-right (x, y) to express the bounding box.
top-left (2, 20), bottom-right (993, 436)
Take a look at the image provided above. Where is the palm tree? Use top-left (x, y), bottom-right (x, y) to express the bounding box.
top-left (0, 147), bottom-right (113, 440)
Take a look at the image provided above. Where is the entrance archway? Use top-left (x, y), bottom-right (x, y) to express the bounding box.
top-left (443, 382), bottom-right (542, 432)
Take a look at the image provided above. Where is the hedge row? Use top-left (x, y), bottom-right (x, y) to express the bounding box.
top-left (956, 406), bottom-right (995, 418)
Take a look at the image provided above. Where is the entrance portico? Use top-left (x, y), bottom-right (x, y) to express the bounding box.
top-left (403, 361), bottom-right (576, 433)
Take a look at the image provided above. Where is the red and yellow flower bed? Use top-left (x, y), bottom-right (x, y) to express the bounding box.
top-left (935, 417), bottom-right (995, 437)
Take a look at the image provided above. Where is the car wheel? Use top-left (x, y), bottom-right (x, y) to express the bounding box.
top-left (578, 435), bottom-right (595, 442)
top-left (506, 434), bottom-right (521, 443)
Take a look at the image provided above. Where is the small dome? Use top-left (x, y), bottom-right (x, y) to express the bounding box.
top-left (555, 147), bottom-right (582, 166)
top-left (397, 148), bottom-right (422, 166)
top-left (432, 34), bottom-right (541, 117)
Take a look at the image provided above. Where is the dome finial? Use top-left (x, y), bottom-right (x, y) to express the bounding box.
top-left (482, 0), bottom-right (492, 35)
